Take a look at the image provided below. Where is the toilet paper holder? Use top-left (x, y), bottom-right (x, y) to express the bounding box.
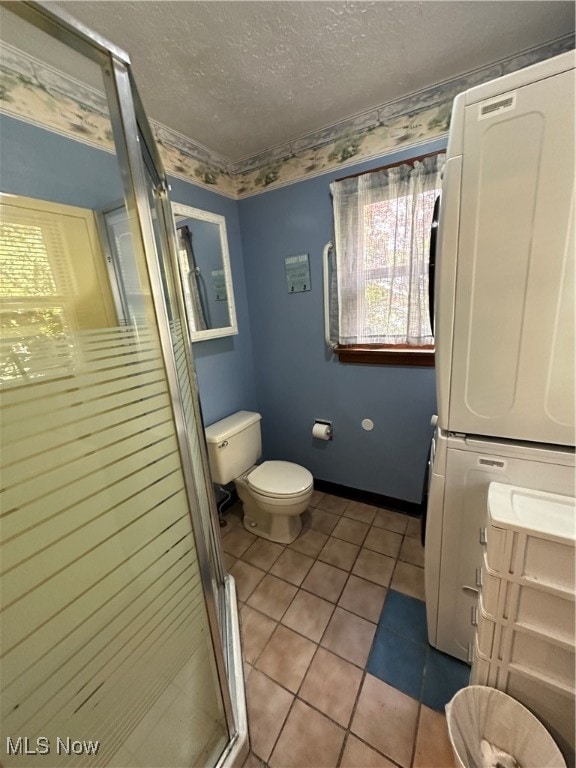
top-left (313, 419), bottom-right (333, 440)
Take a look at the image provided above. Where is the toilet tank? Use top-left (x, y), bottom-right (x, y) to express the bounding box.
top-left (204, 411), bottom-right (262, 484)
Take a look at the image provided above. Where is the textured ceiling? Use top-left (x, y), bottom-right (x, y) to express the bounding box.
top-left (28, 1), bottom-right (576, 162)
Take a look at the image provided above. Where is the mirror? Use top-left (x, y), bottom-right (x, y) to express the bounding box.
top-left (172, 202), bottom-right (237, 341)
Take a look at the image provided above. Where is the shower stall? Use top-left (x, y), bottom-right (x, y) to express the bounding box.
top-left (0, 3), bottom-right (247, 766)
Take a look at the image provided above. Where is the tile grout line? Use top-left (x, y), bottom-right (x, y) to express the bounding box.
top-left (247, 562), bottom-right (399, 764)
top-left (229, 497), bottom-right (428, 768)
top-left (245, 558), bottom-right (386, 762)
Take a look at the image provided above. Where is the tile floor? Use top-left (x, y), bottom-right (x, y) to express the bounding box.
top-left (221, 490), bottom-right (470, 768)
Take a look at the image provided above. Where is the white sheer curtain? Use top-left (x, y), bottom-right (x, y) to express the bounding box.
top-left (330, 153), bottom-right (445, 346)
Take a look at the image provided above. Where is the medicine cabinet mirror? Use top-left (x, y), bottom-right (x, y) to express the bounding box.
top-left (172, 202), bottom-right (238, 341)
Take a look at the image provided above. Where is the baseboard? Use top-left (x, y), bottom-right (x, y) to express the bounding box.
top-left (215, 478), bottom-right (422, 518)
top-left (313, 478), bottom-right (422, 518)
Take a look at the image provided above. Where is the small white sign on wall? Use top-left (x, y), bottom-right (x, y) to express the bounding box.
top-left (285, 253), bottom-right (311, 293)
top-left (212, 269), bottom-right (227, 301)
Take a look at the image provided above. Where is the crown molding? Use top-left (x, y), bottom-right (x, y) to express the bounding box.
top-left (1, 35), bottom-right (573, 199)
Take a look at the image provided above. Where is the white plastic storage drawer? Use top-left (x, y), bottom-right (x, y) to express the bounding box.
top-left (480, 560), bottom-right (505, 619)
top-left (470, 638), bottom-right (499, 687)
top-left (470, 645), bottom-right (493, 687)
top-left (503, 630), bottom-right (575, 687)
top-left (486, 484), bottom-right (575, 592)
top-left (509, 578), bottom-right (575, 644)
top-left (496, 665), bottom-right (575, 756)
top-left (476, 596), bottom-right (501, 659)
top-left (481, 553), bottom-right (576, 643)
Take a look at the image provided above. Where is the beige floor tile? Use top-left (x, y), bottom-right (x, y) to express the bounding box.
top-left (255, 624), bottom-right (316, 693)
top-left (314, 493), bottom-right (349, 515)
top-left (239, 604), bottom-right (277, 664)
top-left (310, 489), bottom-right (325, 507)
top-left (242, 751), bottom-right (268, 768)
top-left (399, 535), bottom-right (425, 568)
top-left (338, 574), bottom-right (387, 623)
top-left (413, 705), bottom-right (456, 768)
top-left (242, 537), bottom-right (285, 571)
top-left (269, 699), bottom-right (345, 768)
top-left (332, 517), bottom-right (370, 546)
top-left (343, 501), bottom-right (377, 525)
top-left (269, 548), bottom-right (314, 586)
top-left (306, 507), bottom-right (340, 535)
top-left (321, 607), bottom-right (376, 668)
top-left (351, 675), bottom-right (419, 768)
top-left (223, 528), bottom-right (257, 557)
top-left (301, 560), bottom-right (348, 603)
top-left (246, 669), bottom-right (293, 762)
top-left (340, 735), bottom-right (397, 767)
top-left (318, 536), bottom-right (360, 571)
top-left (299, 647), bottom-right (363, 727)
top-left (391, 560), bottom-right (426, 601)
top-left (372, 508), bottom-right (409, 535)
top-left (247, 574), bottom-right (298, 620)
top-left (281, 589), bottom-right (334, 642)
top-left (405, 515), bottom-right (421, 539)
top-left (289, 527), bottom-right (329, 558)
top-left (223, 551), bottom-right (238, 571)
top-left (230, 560), bottom-right (266, 602)
top-left (352, 548), bottom-right (396, 587)
top-left (364, 526), bottom-right (403, 558)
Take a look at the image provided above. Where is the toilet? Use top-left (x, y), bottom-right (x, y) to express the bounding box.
top-left (205, 410), bottom-right (313, 544)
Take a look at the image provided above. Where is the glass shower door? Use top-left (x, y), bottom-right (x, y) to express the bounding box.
top-left (0, 4), bottom-right (237, 766)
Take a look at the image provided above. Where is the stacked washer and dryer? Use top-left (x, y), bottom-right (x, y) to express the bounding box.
top-left (424, 50), bottom-right (575, 758)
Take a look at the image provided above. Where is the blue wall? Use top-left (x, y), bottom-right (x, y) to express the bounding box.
top-left (0, 114), bottom-right (124, 209)
top-left (238, 139), bottom-right (446, 503)
top-left (1, 111), bottom-right (446, 502)
top-left (0, 114), bottom-right (258, 428)
top-left (168, 178), bottom-right (257, 425)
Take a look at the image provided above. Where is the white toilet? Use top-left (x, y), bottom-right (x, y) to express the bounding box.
top-left (205, 410), bottom-right (313, 544)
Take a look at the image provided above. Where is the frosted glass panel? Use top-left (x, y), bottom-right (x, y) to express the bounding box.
top-left (0, 7), bottom-right (228, 767)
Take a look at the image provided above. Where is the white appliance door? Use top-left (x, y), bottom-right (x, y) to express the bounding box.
top-left (445, 69), bottom-right (575, 445)
top-left (427, 431), bottom-right (575, 663)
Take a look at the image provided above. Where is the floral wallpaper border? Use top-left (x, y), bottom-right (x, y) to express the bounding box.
top-left (0, 35), bottom-right (573, 199)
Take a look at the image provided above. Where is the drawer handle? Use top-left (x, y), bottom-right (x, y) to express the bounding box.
top-left (479, 527), bottom-right (488, 545)
top-left (475, 568), bottom-right (483, 588)
top-left (471, 606), bottom-right (478, 626)
top-left (467, 642), bottom-right (474, 665)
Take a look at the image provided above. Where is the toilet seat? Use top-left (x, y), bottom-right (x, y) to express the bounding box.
top-left (246, 460), bottom-right (313, 499)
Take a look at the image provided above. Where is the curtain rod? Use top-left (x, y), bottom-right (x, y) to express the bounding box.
top-left (335, 149), bottom-right (444, 183)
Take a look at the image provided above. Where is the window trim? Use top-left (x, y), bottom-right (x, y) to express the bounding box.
top-left (331, 150), bottom-right (443, 366)
top-left (334, 344), bottom-right (435, 366)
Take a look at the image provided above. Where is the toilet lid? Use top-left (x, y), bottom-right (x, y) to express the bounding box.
top-left (247, 461), bottom-right (313, 498)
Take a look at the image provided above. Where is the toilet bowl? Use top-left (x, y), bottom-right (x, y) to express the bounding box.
top-left (236, 460), bottom-right (313, 543)
top-left (204, 411), bottom-right (313, 544)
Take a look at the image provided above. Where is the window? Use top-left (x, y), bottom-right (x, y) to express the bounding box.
top-left (0, 196), bottom-right (117, 382)
top-left (330, 152), bottom-right (445, 365)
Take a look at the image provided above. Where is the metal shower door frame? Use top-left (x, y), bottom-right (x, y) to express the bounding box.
top-left (4, 0), bottom-right (237, 754)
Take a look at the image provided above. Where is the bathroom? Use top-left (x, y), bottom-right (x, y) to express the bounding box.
top-left (0, 3), bottom-right (574, 768)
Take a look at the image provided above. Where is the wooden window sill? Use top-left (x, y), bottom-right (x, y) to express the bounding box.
top-left (334, 345), bottom-right (435, 367)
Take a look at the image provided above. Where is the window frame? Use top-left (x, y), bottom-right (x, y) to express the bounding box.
top-left (331, 150), bottom-right (443, 367)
